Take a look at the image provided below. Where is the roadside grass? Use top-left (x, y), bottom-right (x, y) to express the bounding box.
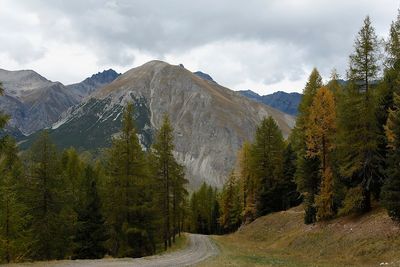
top-left (200, 205), bottom-right (400, 267)
top-left (159, 233), bottom-right (188, 254)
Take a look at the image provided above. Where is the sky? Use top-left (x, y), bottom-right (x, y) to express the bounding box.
top-left (0, 0), bottom-right (399, 94)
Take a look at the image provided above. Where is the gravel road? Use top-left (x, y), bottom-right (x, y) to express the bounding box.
top-left (5, 234), bottom-right (218, 267)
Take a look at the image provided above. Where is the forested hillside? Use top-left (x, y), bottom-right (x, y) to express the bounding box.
top-left (212, 13), bottom-right (400, 235)
top-left (2, 9), bottom-right (400, 266)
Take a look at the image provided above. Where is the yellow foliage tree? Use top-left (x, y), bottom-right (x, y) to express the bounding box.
top-left (236, 142), bottom-right (257, 223)
top-left (306, 87), bottom-right (337, 220)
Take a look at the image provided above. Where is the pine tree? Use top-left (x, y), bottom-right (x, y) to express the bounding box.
top-left (0, 137), bottom-right (28, 263)
top-left (25, 131), bottom-right (66, 260)
top-left (381, 92), bottom-right (400, 221)
top-left (73, 166), bottom-right (107, 259)
top-left (250, 116), bottom-right (285, 216)
top-left (219, 172), bottom-right (242, 233)
top-left (291, 68), bottom-right (323, 224)
top-left (376, 10), bottom-right (400, 199)
top-left (338, 16), bottom-right (381, 213)
top-left (306, 87), bottom-right (337, 220)
top-left (103, 103), bottom-right (153, 257)
top-left (152, 114), bottom-right (186, 250)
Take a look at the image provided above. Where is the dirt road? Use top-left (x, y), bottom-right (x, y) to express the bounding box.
top-left (6, 234), bottom-right (218, 267)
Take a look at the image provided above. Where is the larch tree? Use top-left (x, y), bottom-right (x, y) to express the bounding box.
top-left (291, 68), bottom-right (323, 224)
top-left (337, 16), bottom-right (381, 214)
top-left (152, 114), bottom-right (186, 250)
top-left (0, 137), bottom-right (28, 263)
top-left (376, 9), bottom-right (400, 199)
top-left (237, 142), bottom-right (257, 223)
top-left (251, 116), bottom-right (285, 216)
top-left (73, 165), bottom-right (107, 259)
top-left (103, 103), bottom-right (152, 257)
top-left (218, 172), bottom-right (242, 233)
top-left (25, 131), bottom-right (67, 260)
top-left (306, 87), bottom-right (337, 220)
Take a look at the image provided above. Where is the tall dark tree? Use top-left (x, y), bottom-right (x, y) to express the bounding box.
top-left (73, 166), bottom-right (107, 259)
top-left (376, 9), bottom-right (400, 198)
top-left (382, 93), bottom-right (400, 221)
top-left (25, 132), bottom-right (67, 260)
top-left (103, 103), bottom-right (154, 257)
top-left (0, 137), bottom-right (28, 263)
top-left (251, 116), bottom-right (285, 216)
top-left (152, 114), bottom-right (187, 250)
top-left (337, 16), bottom-right (381, 213)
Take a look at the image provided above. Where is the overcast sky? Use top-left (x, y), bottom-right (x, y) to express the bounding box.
top-left (0, 0), bottom-right (399, 94)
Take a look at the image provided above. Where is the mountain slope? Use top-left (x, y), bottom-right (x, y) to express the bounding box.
top-left (239, 90), bottom-right (302, 116)
top-left (0, 69), bottom-right (79, 135)
top-left (205, 206), bottom-right (400, 266)
top-left (67, 69), bottom-right (120, 100)
top-left (23, 60), bottom-right (295, 188)
top-left (0, 68), bottom-right (120, 136)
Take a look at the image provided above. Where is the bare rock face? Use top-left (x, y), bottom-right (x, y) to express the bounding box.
top-left (94, 60), bottom-right (295, 188)
top-left (0, 69), bottom-right (79, 135)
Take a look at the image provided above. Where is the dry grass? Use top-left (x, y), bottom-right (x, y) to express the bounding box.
top-left (200, 205), bottom-right (400, 267)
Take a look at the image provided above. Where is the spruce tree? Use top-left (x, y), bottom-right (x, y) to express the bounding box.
top-left (382, 93), bottom-right (400, 221)
top-left (73, 166), bottom-right (107, 259)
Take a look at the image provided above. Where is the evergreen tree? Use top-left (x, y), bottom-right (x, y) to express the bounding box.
top-left (250, 117), bottom-right (285, 216)
top-left (281, 144), bottom-right (302, 210)
top-left (152, 114), bottom-right (187, 250)
top-left (25, 131), bottom-right (67, 260)
top-left (73, 166), bottom-right (107, 259)
top-left (219, 172), bottom-right (242, 233)
top-left (382, 93), bottom-right (400, 221)
top-left (0, 137), bottom-right (28, 263)
top-left (291, 68), bottom-right (323, 224)
top-left (103, 103), bottom-right (154, 257)
top-left (338, 16), bottom-right (381, 213)
top-left (376, 9), bottom-right (400, 198)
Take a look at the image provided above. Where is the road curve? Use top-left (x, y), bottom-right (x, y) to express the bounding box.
top-left (7, 234), bottom-right (218, 267)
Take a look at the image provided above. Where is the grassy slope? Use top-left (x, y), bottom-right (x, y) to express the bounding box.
top-left (201, 206), bottom-right (400, 267)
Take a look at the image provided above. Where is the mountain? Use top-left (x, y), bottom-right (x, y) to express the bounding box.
top-left (239, 90), bottom-right (302, 116)
top-left (0, 69), bottom-right (79, 135)
top-left (23, 60), bottom-right (295, 188)
top-left (67, 69), bottom-right (120, 100)
top-left (0, 68), bottom-right (120, 136)
top-left (193, 71), bottom-right (216, 83)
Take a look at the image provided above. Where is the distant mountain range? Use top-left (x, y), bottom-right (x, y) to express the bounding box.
top-left (5, 61), bottom-right (295, 188)
top-left (239, 90), bottom-right (302, 116)
top-left (0, 68), bottom-right (120, 135)
top-left (192, 71), bottom-right (302, 116)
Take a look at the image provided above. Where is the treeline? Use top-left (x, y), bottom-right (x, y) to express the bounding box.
top-left (0, 102), bottom-right (187, 263)
top-left (217, 11), bottom-right (400, 230)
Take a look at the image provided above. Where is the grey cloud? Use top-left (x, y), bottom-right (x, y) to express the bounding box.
top-left (3, 0), bottom-right (400, 92)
